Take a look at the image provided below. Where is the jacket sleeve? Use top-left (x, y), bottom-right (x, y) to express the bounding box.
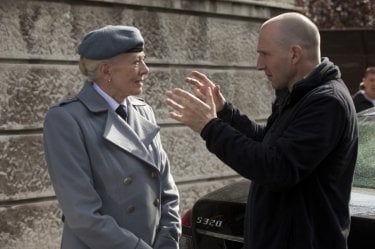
top-left (217, 102), bottom-right (267, 141)
top-left (201, 94), bottom-right (349, 190)
top-left (43, 107), bottom-right (152, 249)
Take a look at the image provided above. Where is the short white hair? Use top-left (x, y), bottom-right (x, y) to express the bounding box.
top-left (78, 57), bottom-right (101, 81)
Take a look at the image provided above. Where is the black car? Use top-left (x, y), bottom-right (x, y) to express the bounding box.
top-left (180, 107), bottom-right (375, 249)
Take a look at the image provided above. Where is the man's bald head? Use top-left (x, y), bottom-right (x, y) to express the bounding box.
top-left (261, 12), bottom-right (321, 62)
top-left (256, 13), bottom-right (322, 90)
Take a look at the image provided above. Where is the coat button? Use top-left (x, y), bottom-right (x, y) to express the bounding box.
top-left (123, 176), bottom-right (133, 185)
top-left (153, 198), bottom-right (160, 207)
top-left (127, 205), bottom-right (135, 213)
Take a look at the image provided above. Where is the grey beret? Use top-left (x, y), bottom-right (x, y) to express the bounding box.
top-left (78, 25), bottom-right (144, 60)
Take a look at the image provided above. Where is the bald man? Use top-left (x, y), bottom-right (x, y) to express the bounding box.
top-left (166, 13), bottom-right (357, 249)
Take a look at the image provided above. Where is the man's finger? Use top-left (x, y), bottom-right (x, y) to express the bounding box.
top-left (193, 88), bottom-right (206, 101)
top-left (205, 86), bottom-right (216, 114)
top-left (166, 89), bottom-right (201, 116)
top-left (165, 89), bottom-right (186, 106)
top-left (185, 77), bottom-right (204, 89)
top-left (167, 88), bottom-right (206, 107)
top-left (191, 71), bottom-right (216, 88)
top-left (169, 111), bottom-right (183, 122)
top-left (165, 97), bottom-right (184, 112)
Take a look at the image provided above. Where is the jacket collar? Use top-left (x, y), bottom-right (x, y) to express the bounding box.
top-left (77, 82), bottom-right (159, 168)
top-left (288, 57), bottom-right (342, 105)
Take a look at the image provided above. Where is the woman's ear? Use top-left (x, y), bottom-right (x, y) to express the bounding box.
top-left (98, 61), bottom-right (111, 82)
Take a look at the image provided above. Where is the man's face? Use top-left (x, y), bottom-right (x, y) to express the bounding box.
top-left (363, 73), bottom-right (375, 99)
top-left (256, 25), bottom-right (294, 90)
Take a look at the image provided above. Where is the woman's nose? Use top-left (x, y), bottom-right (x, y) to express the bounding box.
top-left (141, 61), bottom-right (149, 74)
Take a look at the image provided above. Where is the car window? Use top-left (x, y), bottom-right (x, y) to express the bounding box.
top-left (353, 108), bottom-right (375, 189)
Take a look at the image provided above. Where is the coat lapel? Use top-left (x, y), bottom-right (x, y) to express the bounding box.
top-left (77, 83), bottom-right (159, 168)
top-left (126, 96), bottom-right (160, 147)
top-left (103, 113), bottom-right (157, 167)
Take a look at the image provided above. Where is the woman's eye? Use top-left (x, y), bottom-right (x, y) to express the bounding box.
top-left (134, 58), bottom-right (145, 65)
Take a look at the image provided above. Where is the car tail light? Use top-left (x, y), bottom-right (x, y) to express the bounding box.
top-left (180, 208), bottom-right (194, 249)
top-left (182, 208), bottom-right (193, 227)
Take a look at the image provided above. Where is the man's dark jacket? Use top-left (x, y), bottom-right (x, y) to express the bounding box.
top-left (352, 90), bottom-right (374, 113)
top-left (201, 58), bottom-right (358, 249)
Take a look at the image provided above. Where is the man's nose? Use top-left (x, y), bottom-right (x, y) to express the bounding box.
top-left (256, 57), bottom-right (264, 70)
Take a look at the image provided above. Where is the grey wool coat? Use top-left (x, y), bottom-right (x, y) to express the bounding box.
top-left (43, 83), bottom-right (181, 249)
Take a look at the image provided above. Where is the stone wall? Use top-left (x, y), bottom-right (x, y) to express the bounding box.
top-left (0, 0), bottom-right (297, 248)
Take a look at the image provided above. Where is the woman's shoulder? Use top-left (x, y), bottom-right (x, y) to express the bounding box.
top-left (46, 96), bottom-right (86, 118)
top-left (51, 96), bottom-right (80, 107)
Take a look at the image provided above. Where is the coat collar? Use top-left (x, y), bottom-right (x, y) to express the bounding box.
top-left (289, 57), bottom-right (342, 105)
top-left (77, 82), bottom-right (160, 168)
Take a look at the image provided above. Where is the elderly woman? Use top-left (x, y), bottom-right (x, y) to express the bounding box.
top-left (43, 25), bottom-right (180, 249)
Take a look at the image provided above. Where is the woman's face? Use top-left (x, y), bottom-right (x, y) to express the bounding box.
top-left (104, 51), bottom-right (149, 102)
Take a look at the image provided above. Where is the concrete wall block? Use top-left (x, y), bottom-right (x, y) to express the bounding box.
top-left (178, 177), bottom-right (242, 215)
top-left (134, 12), bottom-right (261, 66)
top-left (206, 18), bottom-right (260, 65)
top-left (87, 0), bottom-right (296, 17)
top-left (0, 64), bottom-right (83, 130)
top-left (249, 0), bottom-right (295, 8)
top-left (0, 134), bottom-right (53, 201)
top-left (69, 3), bottom-right (132, 45)
top-left (135, 11), bottom-right (209, 63)
top-left (160, 127), bottom-right (238, 182)
top-left (1, 0), bottom-right (262, 66)
top-left (229, 70), bottom-right (275, 119)
top-left (0, 201), bottom-right (61, 249)
top-left (0, 0), bottom-right (132, 60)
top-left (0, 0), bottom-right (76, 60)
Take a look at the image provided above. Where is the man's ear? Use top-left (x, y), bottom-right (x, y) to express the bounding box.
top-left (289, 45), bottom-right (302, 64)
